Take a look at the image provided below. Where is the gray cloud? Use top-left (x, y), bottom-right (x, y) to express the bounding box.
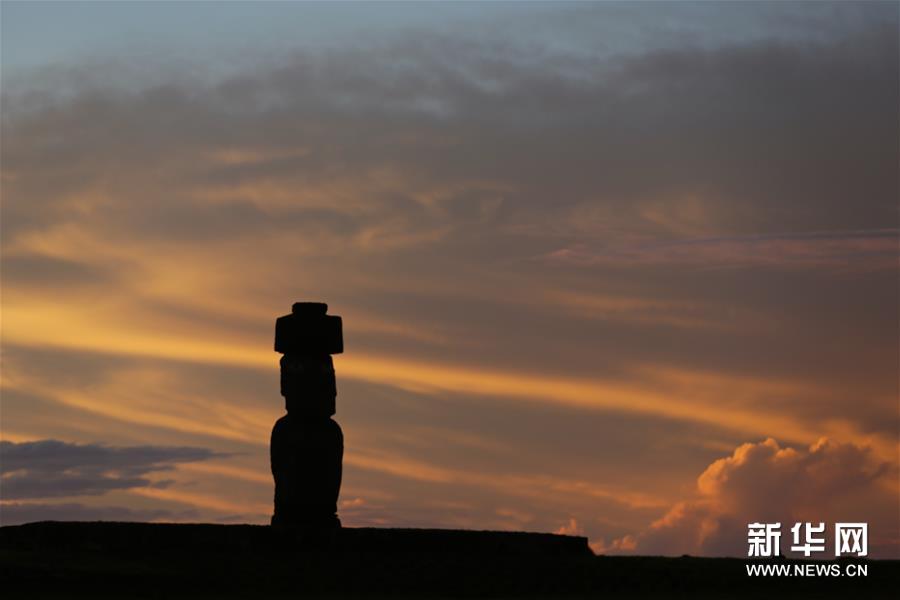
top-left (1, 254), bottom-right (114, 287)
top-left (546, 229), bottom-right (899, 270)
top-left (2, 16), bottom-right (896, 243)
top-left (0, 439), bottom-right (225, 499)
top-left (0, 501), bottom-right (199, 526)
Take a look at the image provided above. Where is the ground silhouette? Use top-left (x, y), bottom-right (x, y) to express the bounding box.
top-left (2, 521), bottom-right (897, 598)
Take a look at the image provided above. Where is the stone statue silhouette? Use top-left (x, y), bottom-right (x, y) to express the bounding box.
top-left (270, 302), bottom-right (343, 544)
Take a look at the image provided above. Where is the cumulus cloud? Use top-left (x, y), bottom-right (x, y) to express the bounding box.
top-left (601, 438), bottom-right (899, 558)
top-left (0, 439), bottom-right (225, 500)
top-left (554, 517), bottom-right (585, 537)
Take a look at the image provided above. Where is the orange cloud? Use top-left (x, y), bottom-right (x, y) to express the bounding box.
top-left (555, 517), bottom-right (585, 536)
top-left (4, 305), bottom-right (859, 455)
top-left (601, 438), bottom-right (899, 558)
top-left (4, 296), bottom-right (895, 467)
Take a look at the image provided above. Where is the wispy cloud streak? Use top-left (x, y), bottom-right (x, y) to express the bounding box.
top-left (546, 229), bottom-right (898, 270)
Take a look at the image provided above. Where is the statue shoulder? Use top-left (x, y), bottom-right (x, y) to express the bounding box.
top-left (326, 418), bottom-right (344, 440)
top-left (271, 414), bottom-right (292, 435)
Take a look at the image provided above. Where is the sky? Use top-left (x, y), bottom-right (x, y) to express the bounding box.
top-left (1, 1), bottom-right (898, 557)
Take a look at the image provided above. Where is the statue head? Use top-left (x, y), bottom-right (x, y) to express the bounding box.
top-left (280, 354), bottom-right (336, 416)
top-left (275, 301), bottom-right (342, 417)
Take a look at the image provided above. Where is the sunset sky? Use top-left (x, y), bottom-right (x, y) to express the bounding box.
top-left (1, 1), bottom-right (897, 557)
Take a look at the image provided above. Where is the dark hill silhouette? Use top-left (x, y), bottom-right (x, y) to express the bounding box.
top-left (2, 521), bottom-right (897, 598)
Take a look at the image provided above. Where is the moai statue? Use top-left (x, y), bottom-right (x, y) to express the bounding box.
top-left (270, 302), bottom-right (343, 543)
